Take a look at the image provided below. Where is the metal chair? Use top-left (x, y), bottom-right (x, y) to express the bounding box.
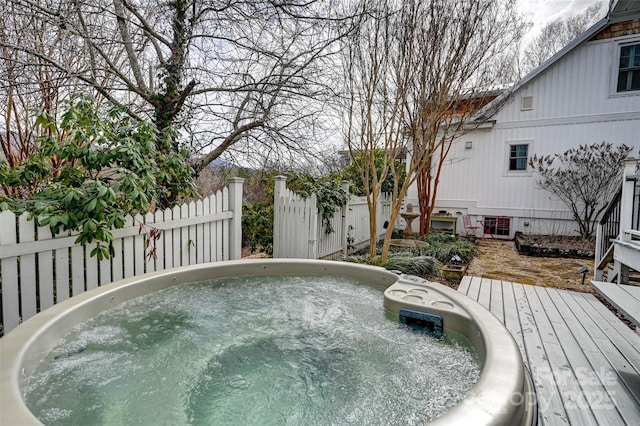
top-left (462, 215), bottom-right (481, 237)
top-left (478, 218), bottom-right (497, 240)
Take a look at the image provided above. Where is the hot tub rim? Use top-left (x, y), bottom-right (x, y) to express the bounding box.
top-left (0, 259), bottom-right (533, 426)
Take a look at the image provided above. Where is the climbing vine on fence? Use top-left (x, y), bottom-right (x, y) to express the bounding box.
top-left (285, 172), bottom-right (349, 234)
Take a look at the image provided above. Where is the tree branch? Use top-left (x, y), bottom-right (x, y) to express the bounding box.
top-left (112, 0), bottom-right (147, 92)
top-left (194, 120), bottom-right (265, 172)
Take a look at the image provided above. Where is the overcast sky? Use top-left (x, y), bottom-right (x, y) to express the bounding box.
top-left (519, 0), bottom-right (609, 40)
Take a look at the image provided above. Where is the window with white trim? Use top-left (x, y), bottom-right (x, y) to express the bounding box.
top-left (482, 216), bottom-right (511, 236)
top-left (509, 144), bottom-right (528, 171)
top-left (617, 43), bottom-right (640, 92)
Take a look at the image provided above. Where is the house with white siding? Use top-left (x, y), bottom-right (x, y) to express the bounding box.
top-left (405, 0), bottom-right (640, 238)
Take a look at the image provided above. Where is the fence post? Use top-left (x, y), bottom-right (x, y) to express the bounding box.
top-left (273, 176), bottom-right (287, 258)
top-left (274, 175), bottom-right (287, 199)
top-left (308, 193), bottom-right (318, 259)
top-left (0, 210), bottom-right (19, 334)
top-left (228, 177), bottom-right (244, 260)
top-left (342, 181), bottom-right (350, 255)
top-left (376, 193), bottom-right (382, 242)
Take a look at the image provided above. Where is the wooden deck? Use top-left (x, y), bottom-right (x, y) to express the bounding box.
top-left (458, 276), bottom-right (640, 426)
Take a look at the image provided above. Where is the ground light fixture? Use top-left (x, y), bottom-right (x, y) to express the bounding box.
top-left (576, 266), bottom-right (589, 285)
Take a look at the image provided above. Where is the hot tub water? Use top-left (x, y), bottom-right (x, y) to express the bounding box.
top-left (24, 275), bottom-right (480, 425)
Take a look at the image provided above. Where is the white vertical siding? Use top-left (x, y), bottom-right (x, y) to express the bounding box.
top-left (499, 38), bottom-right (640, 122)
top-left (407, 33), bottom-right (640, 237)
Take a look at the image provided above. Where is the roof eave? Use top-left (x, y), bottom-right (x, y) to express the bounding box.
top-left (515, 16), bottom-right (609, 90)
top-left (471, 16), bottom-right (611, 122)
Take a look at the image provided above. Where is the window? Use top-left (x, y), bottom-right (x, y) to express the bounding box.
top-left (509, 144), bottom-right (528, 171)
top-left (617, 43), bottom-right (640, 92)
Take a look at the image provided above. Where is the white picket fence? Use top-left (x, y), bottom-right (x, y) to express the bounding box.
top-left (272, 176), bottom-right (391, 259)
top-left (0, 178), bottom-right (244, 335)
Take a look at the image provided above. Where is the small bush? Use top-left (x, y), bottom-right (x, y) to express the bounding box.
top-left (242, 201), bottom-right (273, 254)
top-left (414, 232), bottom-right (476, 264)
top-left (340, 252), bottom-right (441, 277)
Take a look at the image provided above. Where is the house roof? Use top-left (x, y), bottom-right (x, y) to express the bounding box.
top-left (474, 0), bottom-right (638, 122)
top-left (610, 0), bottom-right (640, 22)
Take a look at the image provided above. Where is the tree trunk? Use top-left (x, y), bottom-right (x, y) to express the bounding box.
top-left (367, 191), bottom-right (379, 259)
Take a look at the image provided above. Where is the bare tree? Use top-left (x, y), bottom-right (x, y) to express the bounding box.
top-left (529, 142), bottom-right (633, 239)
top-left (1, 1), bottom-right (358, 183)
top-left (0, 0), bottom-right (121, 197)
top-left (521, 3), bottom-right (603, 75)
top-left (407, 0), bottom-right (525, 235)
top-left (342, 0), bottom-right (525, 261)
top-left (342, 0), bottom-right (411, 261)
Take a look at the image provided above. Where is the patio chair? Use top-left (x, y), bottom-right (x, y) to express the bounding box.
top-left (462, 215), bottom-right (481, 237)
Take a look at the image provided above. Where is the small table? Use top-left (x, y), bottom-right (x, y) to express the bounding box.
top-left (591, 280), bottom-right (640, 330)
top-left (430, 216), bottom-right (457, 235)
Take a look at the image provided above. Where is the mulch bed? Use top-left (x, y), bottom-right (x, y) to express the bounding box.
top-left (515, 232), bottom-right (595, 258)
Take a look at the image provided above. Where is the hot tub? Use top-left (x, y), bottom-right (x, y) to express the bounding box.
top-left (0, 259), bottom-right (535, 425)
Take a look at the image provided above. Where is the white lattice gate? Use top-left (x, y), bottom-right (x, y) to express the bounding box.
top-left (272, 176), bottom-right (391, 259)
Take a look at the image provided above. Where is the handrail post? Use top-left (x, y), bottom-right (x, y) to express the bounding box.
top-left (612, 158), bottom-right (637, 284)
top-left (594, 222), bottom-right (604, 280)
top-left (620, 158), bottom-right (637, 242)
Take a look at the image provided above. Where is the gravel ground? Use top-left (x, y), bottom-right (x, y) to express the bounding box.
top-left (465, 238), bottom-right (640, 330)
top-left (466, 239), bottom-right (594, 292)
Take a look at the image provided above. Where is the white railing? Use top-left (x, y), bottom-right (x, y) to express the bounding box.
top-left (0, 178), bottom-right (244, 335)
top-left (594, 158), bottom-right (640, 282)
top-left (273, 176), bottom-right (391, 259)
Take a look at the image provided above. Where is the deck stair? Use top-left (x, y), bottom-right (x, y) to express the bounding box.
top-left (595, 158), bottom-right (640, 285)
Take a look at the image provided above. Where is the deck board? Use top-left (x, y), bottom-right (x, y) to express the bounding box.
top-left (477, 277), bottom-right (492, 310)
top-left (458, 276), bottom-right (640, 426)
top-left (523, 284), bottom-right (598, 425)
top-left (578, 294), bottom-right (640, 367)
top-left (466, 276), bottom-right (481, 302)
top-left (501, 280), bottom-right (526, 356)
top-left (561, 292), bottom-right (640, 424)
top-left (512, 282), bottom-right (569, 425)
top-left (540, 287), bottom-right (626, 425)
top-left (457, 275), bottom-right (472, 294)
top-left (489, 279), bottom-right (504, 323)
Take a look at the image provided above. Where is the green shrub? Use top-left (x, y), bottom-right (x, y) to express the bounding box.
top-left (242, 201), bottom-right (273, 254)
top-left (414, 232), bottom-right (476, 264)
top-left (340, 252), bottom-right (441, 277)
top-left (0, 95), bottom-right (196, 259)
top-left (339, 149), bottom-right (406, 196)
